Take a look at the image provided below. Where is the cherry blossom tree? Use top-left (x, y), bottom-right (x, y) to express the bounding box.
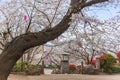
top-left (0, 0), bottom-right (116, 80)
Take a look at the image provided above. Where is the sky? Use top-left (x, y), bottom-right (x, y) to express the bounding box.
top-left (0, 0), bottom-right (119, 21)
top-left (88, 6), bottom-right (120, 20)
top-left (0, 0), bottom-right (10, 3)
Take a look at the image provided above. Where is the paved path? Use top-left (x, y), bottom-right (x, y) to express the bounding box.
top-left (8, 74), bottom-right (120, 80)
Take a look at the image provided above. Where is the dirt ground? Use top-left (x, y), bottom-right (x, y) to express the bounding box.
top-left (8, 74), bottom-right (120, 80)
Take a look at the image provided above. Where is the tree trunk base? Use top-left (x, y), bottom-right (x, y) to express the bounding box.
top-left (0, 75), bottom-right (7, 80)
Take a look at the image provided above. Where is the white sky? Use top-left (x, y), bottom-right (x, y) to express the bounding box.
top-left (0, 0), bottom-right (119, 20)
top-left (0, 0), bottom-right (119, 24)
top-left (0, 0), bottom-right (10, 3)
top-left (87, 6), bottom-right (120, 20)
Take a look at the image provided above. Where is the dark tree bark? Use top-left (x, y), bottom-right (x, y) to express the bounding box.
top-left (0, 0), bottom-right (108, 80)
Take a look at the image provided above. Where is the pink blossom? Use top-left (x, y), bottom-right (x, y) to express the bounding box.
top-left (24, 15), bottom-right (27, 21)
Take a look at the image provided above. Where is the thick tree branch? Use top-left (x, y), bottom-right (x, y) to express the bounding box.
top-left (3, 0), bottom-right (109, 52)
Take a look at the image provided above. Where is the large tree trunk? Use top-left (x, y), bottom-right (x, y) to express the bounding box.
top-left (0, 0), bottom-right (108, 80)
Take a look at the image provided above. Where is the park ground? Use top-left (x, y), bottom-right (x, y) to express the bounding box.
top-left (8, 74), bottom-right (120, 80)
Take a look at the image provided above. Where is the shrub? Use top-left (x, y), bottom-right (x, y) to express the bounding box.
top-left (44, 65), bottom-right (60, 69)
top-left (101, 54), bottom-right (116, 73)
top-left (116, 51), bottom-right (120, 62)
top-left (25, 65), bottom-right (42, 75)
top-left (12, 62), bottom-right (29, 72)
top-left (111, 65), bottom-right (120, 73)
top-left (69, 64), bottom-right (76, 71)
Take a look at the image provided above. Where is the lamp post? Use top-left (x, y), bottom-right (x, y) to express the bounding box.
top-left (60, 53), bottom-right (69, 74)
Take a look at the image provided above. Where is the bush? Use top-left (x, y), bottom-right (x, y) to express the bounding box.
top-left (25, 65), bottom-right (42, 75)
top-left (83, 64), bottom-right (99, 75)
top-left (30, 64), bottom-right (42, 68)
top-left (69, 64), bottom-right (76, 71)
top-left (44, 65), bottom-right (60, 69)
top-left (101, 54), bottom-right (116, 73)
top-left (111, 65), bottom-right (120, 73)
top-left (116, 51), bottom-right (120, 61)
top-left (12, 62), bottom-right (29, 72)
top-left (69, 64), bottom-right (78, 73)
top-left (106, 54), bottom-right (116, 65)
